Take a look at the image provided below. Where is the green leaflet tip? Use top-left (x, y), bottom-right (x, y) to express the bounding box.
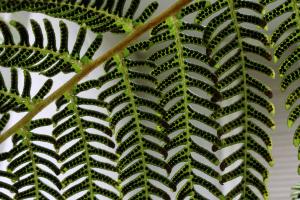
top-left (285, 103), bottom-right (291, 110)
top-left (274, 56), bottom-right (278, 63)
top-left (270, 70), bottom-right (275, 79)
top-left (288, 119), bottom-right (294, 128)
top-left (155, 125), bottom-right (162, 132)
top-left (267, 144), bottom-right (272, 151)
top-left (279, 73), bottom-right (284, 78)
top-left (264, 25), bottom-right (268, 31)
top-left (270, 160), bottom-right (275, 167)
top-left (123, 48), bottom-right (130, 57)
top-left (293, 139), bottom-right (299, 147)
top-left (264, 177), bottom-right (269, 185)
top-left (271, 103), bottom-right (275, 115)
top-left (9, 20), bottom-right (17, 26)
top-left (205, 0), bottom-right (211, 6)
top-left (271, 124), bottom-right (276, 130)
top-left (105, 117), bottom-right (111, 122)
top-left (80, 56), bottom-right (91, 65)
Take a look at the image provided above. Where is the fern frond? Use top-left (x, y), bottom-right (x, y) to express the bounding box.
top-left (0, 0), bottom-right (158, 33)
top-left (262, 0), bottom-right (300, 176)
top-left (0, 114), bottom-right (17, 200)
top-left (0, 19), bottom-right (102, 76)
top-left (147, 1), bottom-right (224, 199)
top-left (196, 0), bottom-right (274, 199)
top-left (0, 68), bottom-right (53, 113)
top-left (5, 117), bottom-right (61, 199)
top-left (53, 79), bottom-right (118, 199)
top-left (98, 48), bottom-right (171, 199)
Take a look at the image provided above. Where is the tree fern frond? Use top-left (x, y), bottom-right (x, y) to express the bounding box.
top-left (53, 80), bottom-right (118, 200)
top-left (5, 118), bottom-right (61, 199)
top-left (196, 0), bottom-right (274, 199)
top-left (98, 49), bottom-right (171, 199)
top-left (0, 114), bottom-right (17, 200)
top-left (0, 19), bottom-right (102, 76)
top-left (0, 0), bottom-right (158, 33)
top-left (146, 1), bottom-right (224, 199)
top-left (0, 68), bottom-right (53, 113)
top-left (262, 0), bottom-right (300, 177)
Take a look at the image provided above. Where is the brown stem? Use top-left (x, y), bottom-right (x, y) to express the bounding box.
top-left (0, 0), bottom-right (192, 143)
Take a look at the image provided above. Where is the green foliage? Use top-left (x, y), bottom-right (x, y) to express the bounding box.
top-left (195, 0), bottom-right (275, 199)
top-left (147, 1), bottom-right (224, 199)
top-left (261, 0), bottom-right (300, 178)
top-left (8, 118), bottom-right (61, 199)
top-left (54, 81), bottom-right (117, 199)
top-left (0, 68), bottom-right (53, 113)
top-left (0, 19), bottom-right (102, 76)
top-left (98, 46), bottom-right (172, 199)
top-left (0, 114), bottom-right (17, 200)
top-left (0, 0), bottom-right (158, 33)
top-left (1, 0), bottom-right (300, 199)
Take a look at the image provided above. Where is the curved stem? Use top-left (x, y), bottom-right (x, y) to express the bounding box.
top-left (0, 0), bottom-right (192, 143)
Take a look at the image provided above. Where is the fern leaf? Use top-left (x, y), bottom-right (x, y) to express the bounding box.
top-left (0, 114), bottom-right (17, 200)
top-left (0, 0), bottom-right (158, 33)
top-left (0, 68), bottom-right (53, 113)
top-left (196, 0), bottom-right (274, 199)
top-left (53, 79), bottom-right (118, 199)
top-left (5, 118), bottom-right (61, 199)
top-left (0, 19), bottom-right (102, 76)
top-left (98, 48), bottom-right (171, 199)
top-left (262, 0), bottom-right (300, 176)
top-left (147, 1), bottom-right (224, 199)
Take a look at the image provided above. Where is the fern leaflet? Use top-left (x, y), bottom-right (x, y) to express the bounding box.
top-left (148, 1), bottom-right (223, 199)
top-left (0, 114), bottom-right (17, 200)
top-left (0, 0), bottom-right (158, 33)
top-left (98, 46), bottom-right (171, 199)
top-left (6, 118), bottom-right (61, 199)
top-left (0, 68), bottom-right (53, 113)
top-left (262, 0), bottom-right (300, 177)
top-left (0, 19), bottom-right (102, 76)
top-left (196, 0), bottom-right (275, 199)
top-left (53, 80), bottom-right (117, 199)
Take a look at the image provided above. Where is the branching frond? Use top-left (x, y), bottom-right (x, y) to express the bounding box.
top-left (0, 19), bottom-right (102, 76)
top-left (98, 46), bottom-right (171, 199)
top-left (53, 80), bottom-right (117, 199)
top-left (196, 0), bottom-right (275, 199)
top-left (147, 1), bottom-right (223, 199)
top-left (0, 68), bottom-right (53, 113)
top-left (6, 118), bottom-right (61, 199)
top-left (0, 0), bottom-right (158, 33)
top-left (262, 0), bottom-right (300, 177)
